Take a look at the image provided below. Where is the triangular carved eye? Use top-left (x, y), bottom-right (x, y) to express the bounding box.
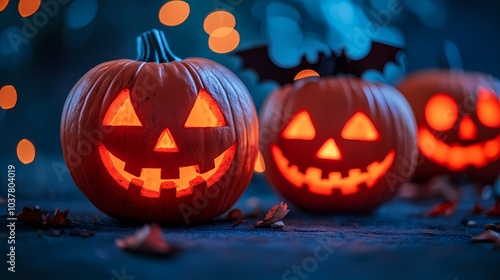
top-left (102, 89), bottom-right (142, 126)
top-left (341, 112), bottom-right (379, 141)
top-left (477, 87), bottom-right (500, 128)
top-left (184, 89), bottom-right (227, 128)
top-left (282, 111), bottom-right (316, 140)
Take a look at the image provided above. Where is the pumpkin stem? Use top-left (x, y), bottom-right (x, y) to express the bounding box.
top-left (136, 29), bottom-right (180, 63)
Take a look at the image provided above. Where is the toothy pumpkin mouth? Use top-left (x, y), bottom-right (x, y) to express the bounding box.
top-left (271, 144), bottom-right (395, 196)
top-left (98, 142), bottom-right (237, 198)
top-left (418, 128), bottom-right (500, 170)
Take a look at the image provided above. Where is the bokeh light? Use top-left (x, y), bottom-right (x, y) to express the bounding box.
top-left (209, 27), bottom-right (240, 54)
top-left (0, 0), bottom-right (8, 12)
top-left (65, 0), bottom-right (99, 29)
top-left (0, 85), bottom-right (17, 109)
top-left (18, 0), bottom-right (41, 17)
top-left (254, 151), bottom-right (266, 173)
top-left (17, 139), bottom-right (36, 164)
top-left (204, 11), bottom-right (236, 35)
top-left (294, 69), bottom-right (320, 81)
top-left (159, 0), bottom-right (190, 26)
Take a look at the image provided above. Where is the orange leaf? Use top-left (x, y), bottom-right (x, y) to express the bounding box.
top-left (255, 202), bottom-right (290, 228)
top-left (116, 224), bottom-right (180, 256)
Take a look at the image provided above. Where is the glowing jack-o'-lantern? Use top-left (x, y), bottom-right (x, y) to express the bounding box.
top-left (398, 70), bottom-right (500, 184)
top-left (61, 29), bottom-right (259, 224)
top-left (260, 77), bottom-right (418, 213)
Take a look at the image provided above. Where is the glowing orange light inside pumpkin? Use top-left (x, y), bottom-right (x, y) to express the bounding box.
top-left (282, 111), bottom-right (316, 140)
top-left (159, 0), bottom-right (190, 26)
top-left (184, 89), bottom-right (226, 128)
top-left (425, 94), bottom-right (458, 131)
top-left (0, 85), bottom-right (17, 110)
top-left (0, 0), bottom-right (8, 12)
top-left (102, 89), bottom-right (142, 126)
top-left (18, 0), bottom-right (40, 17)
top-left (458, 116), bottom-right (477, 140)
top-left (294, 69), bottom-right (320, 81)
top-left (254, 150), bottom-right (266, 173)
top-left (341, 112), bottom-right (379, 141)
top-left (154, 128), bottom-right (178, 152)
top-left (208, 27), bottom-right (240, 54)
top-left (204, 11), bottom-right (236, 35)
top-left (17, 139), bottom-right (35, 164)
top-left (418, 128), bottom-right (500, 171)
top-left (316, 138), bottom-right (342, 160)
top-left (477, 87), bottom-right (500, 128)
top-left (271, 144), bottom-right (395, 196)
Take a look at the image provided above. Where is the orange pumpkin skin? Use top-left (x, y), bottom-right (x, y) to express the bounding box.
top-left (398, 70), bottom-right (500, 184)
top-left (60, 30), bottom-right (259, 224)
top-left (260, 77), bottom-right (418, 213)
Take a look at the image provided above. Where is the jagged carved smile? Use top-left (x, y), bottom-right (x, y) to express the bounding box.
top-left (271, 144), bottom-right (395, 196)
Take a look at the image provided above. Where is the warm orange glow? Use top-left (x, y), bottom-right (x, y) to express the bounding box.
top-left (316, 138), bottom-right (342, 160)
top-left (102, 89), bottom-right (142, 126)
top-left (458, 116), bottom-right (477, 140)
top-left (294, 69), bottom-right (320, 81)
top-left (341, 112), bottom-right (379, 141)
top-left (159, 0), bottom-right (190, 26)
top-left (0, 0), bottom-right (8, 12)
top-left (425, 94), bottom-right (458, 131)
top-left (254, 150), bottom-right (266, 173)
top-left (204, 11), bottom-right (236, 35)
top-left (154, 128), bottom-right (178, 152)
top-left (418, 127), bottom-right (500, 170)
top-left (271, 144), bottom-right (395, 195)
top-left (17, 139), bottom-right (35, 164)
top-left (0, 85), bottom-right (17, 109)
top-left (282, 111), bottom-right (316, 140)
top-left (184, 89), bottom-right (226, 128)
top-left (18, 0), bottom-right (40, 17)
top-left (208, 27), bottom-right (240, 54)
top-left (99, 142), bottom-right (238, 197)
top-left (477, 87), bottom-right (500, 128)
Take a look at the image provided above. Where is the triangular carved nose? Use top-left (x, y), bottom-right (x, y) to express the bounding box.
top-left (458, 115), bottom-right (477, 140)
top-left (316, 138), bottom-right (342, 160)
top-left (154, 128), bottom-right (178, 152)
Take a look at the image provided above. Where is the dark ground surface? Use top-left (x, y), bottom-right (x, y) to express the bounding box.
top-left (1, 182), bottom-right (500, 280)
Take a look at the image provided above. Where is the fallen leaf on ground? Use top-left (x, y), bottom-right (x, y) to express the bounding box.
top-left (471, 230), bottom-right (500, 243)
top-left (17, 207), bottom-right (43, 227)
top-left (227, 208), bottom-right (244, 220)
top-left (255, 202), bottom-right (289, 228)
top-left (427, 201), bottom-right (457, 217)
top-left (231, 220), bottom-right (246, 227)
top-left (116, 224), bottom-right (179, 256)
top-left (44, 209), bottom-right (71, 228)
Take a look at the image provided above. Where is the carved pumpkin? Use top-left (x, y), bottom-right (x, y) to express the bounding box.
top-left (397, 70), bottom-right (500, 185)
top-left (61, 29), bottom-right (259, 224)
top-left (260, 77), bottom-right (418, 213)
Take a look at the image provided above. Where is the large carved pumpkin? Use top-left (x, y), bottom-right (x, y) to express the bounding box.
top-left (397, 70), bottom-right (500, 185)
top-left (61, 29), bottom-right (259, 224)
top-left (260, 77), bottom-right (418, 213)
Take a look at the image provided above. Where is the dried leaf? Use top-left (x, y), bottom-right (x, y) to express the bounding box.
top-left (227, 208), bottom-right (244, 220)
top-left (231, 220), bottom-right (246, 227)
top-left (255, 202), bottom-right (289, 228)
top-left (17, 207), bottom-right (43, 227)
top-left (43, 209), bottom-right (71, 228)
top-left (471, 230), bottom-right (500, 243)
top-left (116, 224), bottom-right (179, 256)
top-left (427, 201), bottom-right (457, 217)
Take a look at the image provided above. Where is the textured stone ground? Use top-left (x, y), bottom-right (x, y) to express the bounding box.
top-left (1, 183), bottom-right (499, 280)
